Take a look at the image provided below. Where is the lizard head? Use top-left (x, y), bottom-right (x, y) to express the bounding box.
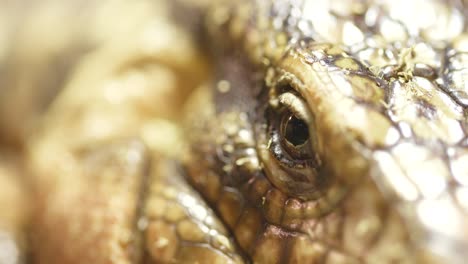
top-left (184, 1), bottom-right (468, 263)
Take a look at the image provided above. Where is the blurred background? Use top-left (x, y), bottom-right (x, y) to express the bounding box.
top-left (0, 1), bottom-right (211, 263)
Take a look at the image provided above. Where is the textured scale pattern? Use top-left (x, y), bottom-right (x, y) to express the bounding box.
top-left (0, 0), bottom-right (467, 264)
top-left (185, 0), bottom-right (468, 263)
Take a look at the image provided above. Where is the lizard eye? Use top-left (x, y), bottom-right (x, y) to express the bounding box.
top-left (279, 111), bottom-right (313, 161)
top-left (268, 91), bottom-right (319, 167)
top-left (259, 87), bottom-right (325, 200)
top-left (283, 114), bottom-right (309, 146)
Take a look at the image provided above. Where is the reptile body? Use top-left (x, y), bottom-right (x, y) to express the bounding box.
top-left (0, 0), bottom-right (467, 264)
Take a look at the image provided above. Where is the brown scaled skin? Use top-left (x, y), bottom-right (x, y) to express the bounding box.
top-left (0, 0), bottom-right (466, 264)
top-left (184, 0), bottom-right (468, 263)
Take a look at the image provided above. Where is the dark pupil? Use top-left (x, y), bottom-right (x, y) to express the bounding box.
top-left (284, 115), bottom-right (309, 146)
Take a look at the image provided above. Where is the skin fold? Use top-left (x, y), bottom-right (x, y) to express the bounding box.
top-left (0, 0), bottom-right (467, 263)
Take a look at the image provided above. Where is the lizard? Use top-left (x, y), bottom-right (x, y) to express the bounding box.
top-left (0, 0), bottom-right (467, 263)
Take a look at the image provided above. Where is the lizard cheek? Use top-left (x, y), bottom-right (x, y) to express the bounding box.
top-left (259, 144), bottom-right (324, 200)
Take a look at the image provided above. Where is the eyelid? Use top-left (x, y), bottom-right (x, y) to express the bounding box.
top-left (278, 92), bottom-right (313, 123)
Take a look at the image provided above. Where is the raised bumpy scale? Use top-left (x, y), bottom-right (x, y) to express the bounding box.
top-left (0, 0), bottom-right (467, 264)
